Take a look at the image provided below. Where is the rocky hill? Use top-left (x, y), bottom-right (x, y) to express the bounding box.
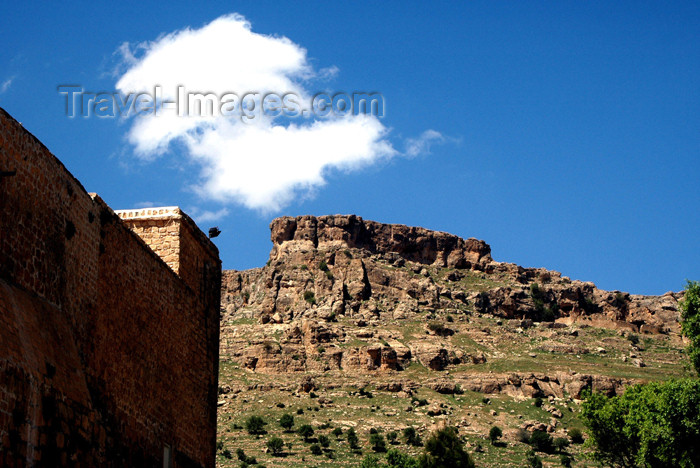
top-left (215, 215), bottom-right (689, 467)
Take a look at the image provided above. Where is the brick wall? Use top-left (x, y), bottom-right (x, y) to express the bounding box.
top-left (0, 107), bottom-right (221, 467)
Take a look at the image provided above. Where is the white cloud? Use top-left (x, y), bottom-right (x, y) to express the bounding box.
top-left (404, 129), bottom-right (447, 157)
top-left (115, 14), bottom-right (435, 212)
top-left (0, 76), bottom-right (15, 94)
top-left (188, 207), bottom-right (229, 224)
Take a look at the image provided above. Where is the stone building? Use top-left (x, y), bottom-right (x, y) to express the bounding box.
top-left (0, 107), bottom-right (221, 467)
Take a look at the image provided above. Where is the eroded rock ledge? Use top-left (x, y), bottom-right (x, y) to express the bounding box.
top-left (270, 215), bottom-right (492, 269)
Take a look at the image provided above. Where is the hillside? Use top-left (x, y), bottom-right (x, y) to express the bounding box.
top-left (215, 215), bottom-right (690, 467)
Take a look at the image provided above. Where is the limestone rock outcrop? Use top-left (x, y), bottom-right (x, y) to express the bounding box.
top-left (219, 214), bottom-right (684, 397)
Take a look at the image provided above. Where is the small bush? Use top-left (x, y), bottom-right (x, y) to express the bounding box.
top-left (627, 333), bottom-right (640, 345)
top-left (427, 321), bottom-right (446, 334)
top-left (533, 397), bottom-right (543, 407)
top-left (568, 428), bottom-right (584, 444)
top-left (347, 427), bottom-right (359, 449)
top-left (369, 433), bottom-right (386, 452)
top-left (309, 443), bottom-right (322, 455)
top-left (360, 454), bottom-right (382, 468)
top-left (332, 427), bottom-right (343, 438)
top-left (298, 424), bottom-right (314, 442)
top-left (245, 415), bottom-right (266, 435)
top-left (403, 426), bottom-right (422, 446)
top-left (553, 437), bottom-right (570, 452)
top-left (319, 260), bottom-right (329, 272)
top-left (221, 449), bottom-right (232, 459)
top-left (369, 427), bottom-right (378, 434)
top-left (526, 449), bottom-right (543, 468)
top-left (387, 431), bottom-right (398, 444)
top-left (318, 435), bottom-right (330, 448)
top-left (560, 454), bottom-right (573, 467)
top-left (386, 449), bottom-right (418, 467)
top-left (267, 437), bottom-right (284, 456)
top-left (279, 413), bottom-right (294, 431)
top-left (296, 408), bottom-right (304, 415)
top-left (489, 426), bottom-right (502, 445)
top-left (303, 290), bottom-right (316, 304)
top-left (529, 430), bottom-right (554, 453)
top-left (216, 440), bottom-right (224, 451)
top-left (418, 426), bottom-right (474, 467)
top-left (235, 448), bottom-right (256, 465)
top-left (516, 429), bottom-right (530, 444)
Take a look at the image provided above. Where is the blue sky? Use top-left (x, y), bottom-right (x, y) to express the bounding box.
top-left (1, 2), bottom-right (698, 295)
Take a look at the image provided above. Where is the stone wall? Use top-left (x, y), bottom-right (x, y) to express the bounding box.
top-left (0, 107), bottom-right (221, 467)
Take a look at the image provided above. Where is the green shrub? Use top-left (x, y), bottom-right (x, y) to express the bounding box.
top-left (516, 429), bottom-right (530, 443)
top-left (235, 448), bottom-right (256, 464)
top-left (303, 290), bottom-right (316, 304)
top-left (582, 379), bottom-right (700, 467)
top-left (245, 415), bottom-right (266, 435)
top-left (526, 449), bottom-right (542, 468)
top-left (360, 454), bottom-right (382, 468)
top-left (347, 427), bottom-right (359, 449)
top-left (568, 428), bottom-right (584, 444)
top-left (529, 283), bottom-right (557, 321)
top-left (403, 427), bottom-right (421, 446)
top-left (318, 434), bottom-right (330, 448)
top-left (680, 280), bottom-right (700, 374)
top-left (427, 321), bottom-right (446, 334)
top-left (560, 454), bottom-right (572, 467)
top-left (418, 426), bottom-right (474, 468)
top-left (332, 427), bottom-right (343, 438)
top-left (221, 449), bottom-right (232, 459)
top-left (489, 426), bottom-right (502, 445)
top-left (370, 433), bottom-right (386, 452)
top-left (266, 437), bottom-right (284, 456)
top-left (553, 437), bottom-right (569, 452)
top-left (279, 413), bottom-right (294, 431)
top-left (319, 260), bottom-right (329, 272)
top-left (529, 430), bottom-right (553, 453)
top-left (298, 424), bottom-right (314, 442)
top-left (387, 431), bottom-right (398, 444)
top-left (310, 443), bottom-right (322, 455)
top-left (386, 448), bottom-right (419, 468)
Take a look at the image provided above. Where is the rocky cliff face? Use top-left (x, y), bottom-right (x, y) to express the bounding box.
top-left (220, 215), bottom-right (684, 396)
